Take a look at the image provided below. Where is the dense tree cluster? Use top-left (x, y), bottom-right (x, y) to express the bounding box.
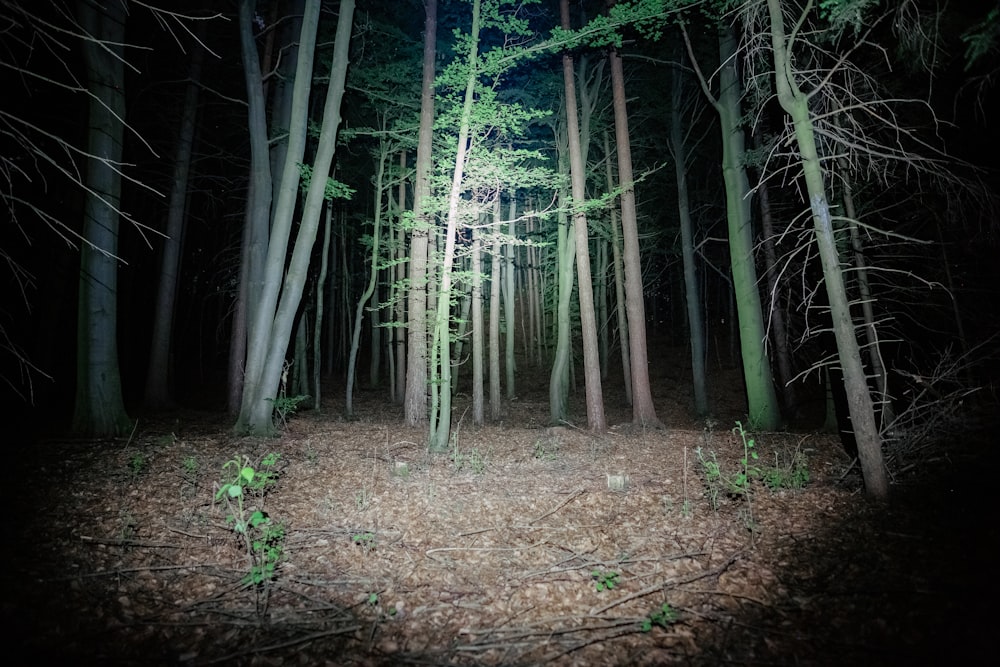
top-left (3, 0), bottom-right (998, 499)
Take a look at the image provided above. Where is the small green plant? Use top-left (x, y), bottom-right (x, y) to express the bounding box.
top-left (352, 531), bottom-right (376, 552)
top-left (268, 394), bottom-right (309, 430)
top-left (762, 450), bottom-right (810, 490)
top-left (214, 453), bottom-right (285, 614)
top-left (532, 439), bottom-right (557, 461)
top-left (128, 451), bottom-right (149, 479)
top-left (641, 603), bottom-right (678, 632)
top-left (591, 569), bottom-right (620, 592)
top-left (355, 484), bottom-right (372, 510)
top-left (183, 455), bottom-right (198, 475)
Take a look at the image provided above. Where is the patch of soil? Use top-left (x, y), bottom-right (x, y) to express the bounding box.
top-left (3, 356), bottom-right (994, 665)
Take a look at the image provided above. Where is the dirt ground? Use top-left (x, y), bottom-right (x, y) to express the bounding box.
top-left (3, 355), bottom-right (995, 666)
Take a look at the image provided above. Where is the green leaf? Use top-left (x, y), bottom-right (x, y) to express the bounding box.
top-left (240, 466), bottom-right (255, 483)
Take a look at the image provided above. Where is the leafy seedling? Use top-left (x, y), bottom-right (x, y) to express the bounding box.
top-left (641, 603), bottom-right (678, 632)
top-left (591, 569), bottom-right (620, 592)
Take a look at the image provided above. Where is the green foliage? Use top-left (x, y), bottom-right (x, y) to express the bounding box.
top-left (267, 393), bottom-right (309, 430)
top-left (591, 569), bottom-right (621, 592)
top-left (352, 531), bottom-right (376, 552)
top-left (128, 451), bottom-right (149, 478)
top-left (214, 453), bottom-right (285, 590)
top-left (182, 455), bottom-right (198, 475)
top-left (817, 0), bottom-right (880, 40)
top-left (962, 7), bottom-right (1000, 69)
top-left (761, 450), bottom-right (810, 490)
top-left (298, 163), bottom-right (356, 201)
top-left (641, 603), bottom-right (678, 632)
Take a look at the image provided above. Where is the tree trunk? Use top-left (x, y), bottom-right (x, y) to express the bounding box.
top-left (608, 35), bottom-right (661, 428)
top-left (549, 141), bottom-right (576, 425)
top-left (669, 63), bottom-right (708, 418)
top-left (603, 131), bottom-right (632, 406)
top-left (560, 0), bottom-right (606, 433)
top-left (236, 0), bottom-right (355, 434)
top-left (72, 0), bottom-right (131, 437)
top-left (346, 136), bottom-right (388, 418)
top-left (313, 201), bottom-right (332, 411)
top-left (505, 200), bottom-right (516, 399)
top-left (428, 0), bottom-right (480, 452)
top-left (472, 227), bottom-right (485, 425)
top-left (145, 37), bottom-right (203, 410)
top-left (766, 0), bottom-right (888, 499)
top-left (490, 214), bottom-right (502, 421)
top-left (228, 0), bottom-right (276, 416)
top-left (404, 0), bottom-right (437, 427)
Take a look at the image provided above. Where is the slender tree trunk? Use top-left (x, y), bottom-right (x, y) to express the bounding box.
top-left (346, 137), bottom-right (387, 418)
top-left (608, 35), bottom-right (661, 428)
top-left (472, 228), bottom-right (485, 425)
top-left (236, 0), bottom-right (355, 434)
top-left (683, 24), bottom-right (781, 429)
top-left (767, 0), bottom-right (888, 499)
top-left (394, 151), bottom-right (408, 403)
top-left (560, 0), bottom-right (606, 433)
top-left (756, 150), bottom-right (796, 414)
top-left (404, 0), bottom-right (437, 426)
top-left (72, 0), bottom-right (130, 437)
top-left (549, 141), bottom-right (576, 424)
top-left (428, 0), bottom-right (480, 452)
top-left (669, 65), bottom-right (708, 418)
top-left (313, 201), bottom-right (332, 411)
top-left (145, 36), bottom-right (203, 410)
top-left (228, 0), bottom-right (276, 416)
top-left (490, 213), bottom-right (502, 420)
top-left (603, 131), bottom-right (632, 406)
top-left (505, 200), bottom-right (516, 399)
top-left (838, 159), bottom-right (894, 430)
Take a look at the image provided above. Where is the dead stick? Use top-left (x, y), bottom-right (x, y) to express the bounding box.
top-left (529, 488), bottom-right (586, 525)
top-left (589, 552), bottom-right (743, 615)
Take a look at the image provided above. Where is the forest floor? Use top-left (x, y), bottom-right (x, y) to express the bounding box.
top-left (3, 353), bottom-right (996, 666)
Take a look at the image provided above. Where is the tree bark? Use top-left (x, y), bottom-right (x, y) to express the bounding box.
top-left (236, 0), bottom-right (355, 434)
top-left (72, 0), bottom-right (131, 437)
top-left (404, 0), bottom-right (437, 427)
top-left (559, 0), bottom-right (606, 433)
top-left (669, 62), bottom-right (708, 418)
top-left (608, 34), bottom-right (661, 428)
top-left (145, 35), bottom-right (203, 410)
top-left (766, 0), bottom-right (888, 499)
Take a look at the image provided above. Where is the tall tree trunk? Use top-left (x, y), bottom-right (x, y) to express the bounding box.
top-left (505, 200), bottom-right (516, 399)
top-left (490, 209), bottom-right (502, 421)
top-left (145, 36), bottom-right (204, 410)
top-left (755, 143), bottom-right (796, 415)
top-left (560, 0), bottom-right (606, 433)
top-left (603, 131), bottom-right (632, 406)
top-left (346, 135), bottom-right (388, 418)
top-left (428, 0), bottom-right (480, 452)
top-left (472, 227), bottom-right (485, 425)
top-left (394, 151), bottom-right (408, 403)
top-left (236, 0), bottom-right (355, 434)
top-left (608, 31), bottom-right (661, 428)
top-left (313, 200), bottom-right (332, 411)
top-left (838, 158), bottom-right (894, 430)
top-left (767, 0), bottom-right (888, 499)
top-left (669, 63), bottom-right (708, 418)
top-left (228, 0), bottom-right (276, 415)
top-left (72, 0), bottom-right (131, 437)
top-left (549, 131), bottom-right (576, 424)
top-left (683, 24), bottom-right (782, 430)
top-left (404, 0), bottom-right (437, 426)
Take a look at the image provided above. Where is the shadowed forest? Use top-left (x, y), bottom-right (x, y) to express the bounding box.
top-left (1, 0), bottom-right (998, 664)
